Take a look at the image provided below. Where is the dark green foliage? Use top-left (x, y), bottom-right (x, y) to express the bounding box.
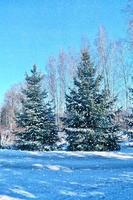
top-left (64, 50), bottom-right (120, 151)
top-left (66, 129), bottom-right (120, 151)
top-left (129, 87), bottom-right (133, 128)
top-left (15, 65), bottom-right (58, 151)
top-left (125, 81), bottom-right (133, 138)
top-left (66, 129), bottom-right (96, 151)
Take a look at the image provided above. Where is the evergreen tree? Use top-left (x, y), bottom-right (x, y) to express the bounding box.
top-left (126, 80), bottom-right (133, 138)
top-left (64, 49), bottom-right (120, 151)
top-left (15, 65), bottom-right (58, 151)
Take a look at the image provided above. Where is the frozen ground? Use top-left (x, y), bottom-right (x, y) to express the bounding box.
top-left (0, 147), bottom-right (133, 200)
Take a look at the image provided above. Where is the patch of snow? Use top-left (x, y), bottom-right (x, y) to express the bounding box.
top-left (92, 151), bottom-right (133, 160)
top-left (89, 191), bottom-right (105, 198)
top-left (10, 187), bottom-right (36, 198)
top-left (32, 163), bottom-right (44, 168)
top-left (60, 190), bottom-right (78, 196)
top-left (0, 195), bottom-right (21, 200)
top-left (46, 165), bottom-right (61, 171)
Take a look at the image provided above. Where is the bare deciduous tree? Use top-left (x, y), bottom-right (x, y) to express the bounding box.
top-left (95, 26), bottom-right (111, 91)
top-left (0, 84), bottom-right (22, 146)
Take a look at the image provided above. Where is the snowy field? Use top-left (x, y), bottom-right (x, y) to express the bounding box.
top-left (0, 147), bottom-right (133, 200)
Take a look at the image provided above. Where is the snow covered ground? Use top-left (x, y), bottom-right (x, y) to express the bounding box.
top-left (0, 147), bottom-right (133, 200)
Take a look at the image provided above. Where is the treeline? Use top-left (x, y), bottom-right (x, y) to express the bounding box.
top-left (0, 46), bottom-right (132, 151)
top-left (0, 0), bottom-right (133, 151)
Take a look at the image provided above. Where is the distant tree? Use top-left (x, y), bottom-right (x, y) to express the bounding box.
top-left (15, 65), bottom-right (59, 151)
top-left (95, 26), bottom-right (110, 90)
top-left (64, 49), bottom-right (120, 151)
top-left (46, 57), bottom-right (57, 109)
top-left (126, 0), bottom-right (133, 50)
top-left (125, 77), bottom-right (133, 137)
top-left (0, 84), bottom-right (22, 148)
top-left (115, 41), bottom-right (131, 110)
top-left (0, 84), bottom-right (22, 129)
top-left (46, 50), bottom-right (77, 130)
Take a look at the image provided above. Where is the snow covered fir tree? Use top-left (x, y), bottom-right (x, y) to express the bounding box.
top-left (15, 65), bottom-right (59, 151)
top-left (125, 79), bottom-right (133, 139)
top-left (63, 49), bottom-right (120, 151)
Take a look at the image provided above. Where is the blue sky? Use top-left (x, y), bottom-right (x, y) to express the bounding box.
top-left (0, 0), bottom-right (128, 104)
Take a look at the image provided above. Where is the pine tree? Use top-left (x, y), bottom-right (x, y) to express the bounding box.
top-left (15, 65), bottom-right (58, 151)
top-left (64, 49), bottom-right (120, 151)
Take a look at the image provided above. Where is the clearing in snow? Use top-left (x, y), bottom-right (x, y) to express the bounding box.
top-left (0, 147), bottom-right (133, 200)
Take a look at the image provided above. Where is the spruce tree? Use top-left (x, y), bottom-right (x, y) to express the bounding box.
top-left (126, 81), bottom-right (133, 138)
top-left (15, 65), bottom-right (58, 151)
top-left (64, 49), bottom-right (120, 151)
top-left (94, 89), bottom-right (120, 151)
